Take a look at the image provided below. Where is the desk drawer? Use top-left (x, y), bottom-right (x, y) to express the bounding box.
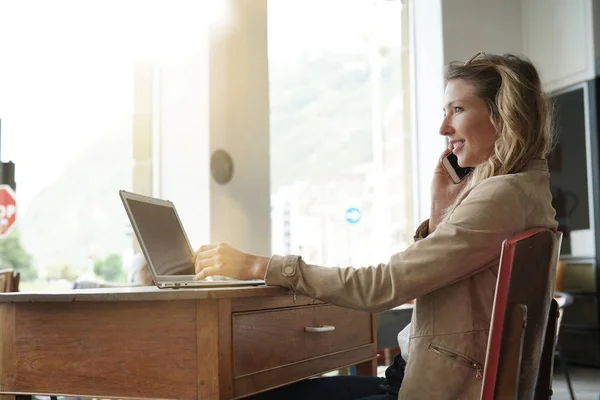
top-left (232, 304), bottom-right (372, 377)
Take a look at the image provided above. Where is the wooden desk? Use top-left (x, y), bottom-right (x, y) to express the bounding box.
top-left (0, 286), bottom-right (377, 400)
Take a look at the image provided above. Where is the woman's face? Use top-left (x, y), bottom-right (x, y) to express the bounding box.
top-left (439, 79), bottom-right (497, 167)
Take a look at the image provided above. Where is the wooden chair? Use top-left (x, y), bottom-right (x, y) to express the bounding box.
top-left (480, 228), bottom-right (562, 399)
top-left (11, 271), bottom-right (20, 292)
top-left (0, 268), bottom-right (15, 293)
top-left (552, 292), bottom-right (575, 399)
top-left (0, 269), bottom-right (21, 293)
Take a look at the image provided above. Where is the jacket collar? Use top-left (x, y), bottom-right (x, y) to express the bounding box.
top-left (523, 158), bottom-right (548, 172)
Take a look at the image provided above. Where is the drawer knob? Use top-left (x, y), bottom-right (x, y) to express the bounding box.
top-left (304, 325), bottom-right (336, 333)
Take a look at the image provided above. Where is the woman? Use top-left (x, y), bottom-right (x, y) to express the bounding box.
top-left (193, 52), bottom-right (558, 399)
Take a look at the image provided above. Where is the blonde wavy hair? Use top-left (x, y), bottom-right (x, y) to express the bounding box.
top-left (443, 52), bottom-right (554, 215)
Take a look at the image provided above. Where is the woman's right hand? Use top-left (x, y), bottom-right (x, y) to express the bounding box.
top-left (429, 148), bottom-right (468, 233)
top-left (193, 243), bottom-right (269, 281)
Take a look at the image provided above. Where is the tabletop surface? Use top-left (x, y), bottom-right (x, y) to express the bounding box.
top-left (0, 284), bottom-right (289, 302)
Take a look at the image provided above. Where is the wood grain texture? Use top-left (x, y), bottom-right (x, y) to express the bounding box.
top-left (534, 299), bottom-right (558, 400)
top-left (231, 294), bottom-right (324, 313)
top-left (196, 300), bottom-right (219, 400)
top-left (0, 276), bottom-right (7, 294)
top-left (233, 345), bottom-right (376, 398)
top-left (481, 230), bottom-right (560, 400)
top-left (0, 304), bottom-right (16, 393)
top-left (218, 300), bottom-right (233, 399)
top-left (2, 289), bottom-right (377, 399)
top-left (9, 273), bottom-right (19, 293)
top-left (195, 299), bottom-right (235, 400)
top-left (0, 270), bottom-right (15, 293)
top-left (13, 301), bottom-right (197, 399)
top-left (233, 305), bottom-right (372, 377)
top-left (495, 304), bottom-right (527, 399)
top-left (0, 285), bottom-right (286, 303)
top-left (354, 312), bottom-right (377, 376)
top-left (355, 358), bottom-right (377, 376)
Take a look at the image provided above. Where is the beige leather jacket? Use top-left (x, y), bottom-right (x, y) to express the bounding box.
top-left (265, 159), bottom-right (557, 399)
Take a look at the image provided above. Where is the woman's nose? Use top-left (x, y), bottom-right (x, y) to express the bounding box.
top-left (439, 117), bottom-right (453, 136)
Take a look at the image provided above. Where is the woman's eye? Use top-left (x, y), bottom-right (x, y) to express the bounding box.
top-left (453, 106), bottom-right (463, 113)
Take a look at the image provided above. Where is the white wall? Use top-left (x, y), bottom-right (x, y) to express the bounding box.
top-left (522, 0), bottom-right (595, 92)
top-left (595, 0), bottom-right (600, 60)
top-left (441, 0), bottom-right (523, 63)
top-left (439, 0), bottom-right (595, 91)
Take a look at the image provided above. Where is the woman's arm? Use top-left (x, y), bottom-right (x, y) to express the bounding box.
top-left (195, 177), bottom-right (529, 312)
top-left (260, 178), bottom-right (528, 312)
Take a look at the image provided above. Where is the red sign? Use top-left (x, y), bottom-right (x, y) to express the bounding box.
top-left (0, 185), bottom-right (17, 238)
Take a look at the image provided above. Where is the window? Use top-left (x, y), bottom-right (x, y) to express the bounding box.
top-left (0, 1), bottom-right (206, 288)
top-left (268, 0), bottom-right (414, 266)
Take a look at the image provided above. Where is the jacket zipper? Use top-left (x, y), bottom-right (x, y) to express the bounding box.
top-left (428, 342), bottom-right (483, 379)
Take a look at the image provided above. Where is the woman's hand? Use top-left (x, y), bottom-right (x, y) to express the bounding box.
top-left (430, 148), bottom-right (469, 233)
top-left (193, 243), bottom-right (270, 281)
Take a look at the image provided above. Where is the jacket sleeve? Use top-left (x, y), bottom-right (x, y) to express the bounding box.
top-left (413, 219), bottom-right (429, 241)
top-left (264, 178), bottom-right (530, 312)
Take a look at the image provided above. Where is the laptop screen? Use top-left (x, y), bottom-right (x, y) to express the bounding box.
top-left (126, 198), bottom-right (195, 276)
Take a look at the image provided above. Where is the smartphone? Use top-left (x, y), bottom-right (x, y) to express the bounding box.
top-left (442, 152), bottom-right (473, 184)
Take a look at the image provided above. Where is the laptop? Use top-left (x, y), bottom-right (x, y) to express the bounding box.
top-left (119, 190), bottom-right (265, 289)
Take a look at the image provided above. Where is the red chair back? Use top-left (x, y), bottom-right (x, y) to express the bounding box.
top-left (480, 228), bottom-right (562, 399)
